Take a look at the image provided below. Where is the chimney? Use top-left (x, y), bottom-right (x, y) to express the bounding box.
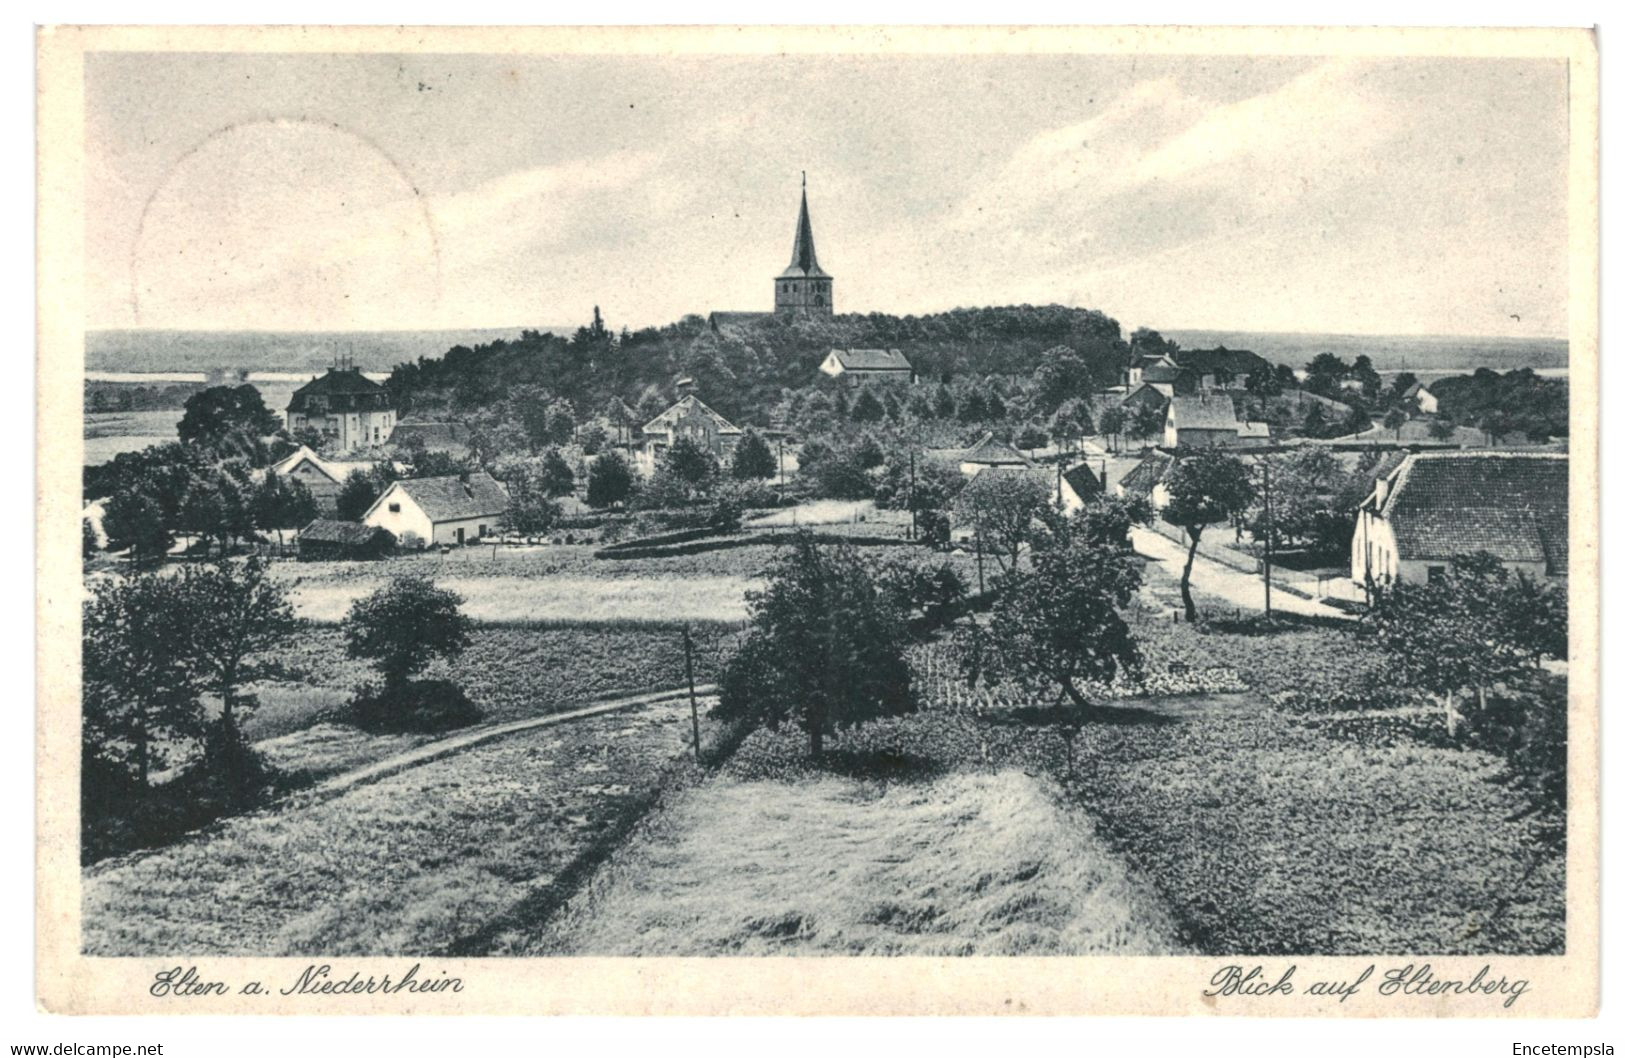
top-left (675, 376), bottom-right (695, 400)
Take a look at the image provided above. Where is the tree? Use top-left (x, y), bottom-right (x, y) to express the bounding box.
top-left (1129, 401), bottom-right (1166, 445)
top-left (954, 468), bottom-right (1051, 575)
top-left (335, 468), bottom-right (384, 521)
top-left (1245, 366), bottom-right (1284, 399)
top-left (1303, 353), bottom-right (1348, 397)
top-left (539, 447), bottom-right (576, 497)
top-left (1383, 407), bottom-right (1408, 439)
top-left (1033, 348), bottom-right (1094, 414)
top-left (1015, 425), bottom-right (1049, 452)
top-left (714, 535), bottom-right (915, 758)
top-left (933, 386), bottom-right (957, 420)
top-left (958, 390), bottom-right (990, 422)
top-left (1367, 552), bottom-right (1566, 736)
top-left (179, 557), bottom-right (296, 729)
top-left (341, 576), bottom-right (474, 693)
top-left (850, 388), bottom-right (885, 422)
top-left (978, 503), bottom-right (1145, 767)
top-left (730, 429), bottom-right (777, 481)
top-left (578, 423), bottom-right (609, 455)
top-left (500, 457), bottom-right (564, 536)
top-left (101, 486), bottom-right (174, 565)
top-left (1160, 450), bottom-right (1255, 621)
top-left (1098, 406), bottom-right (1127, 453)
top-left (1428, 417), bottom-right (1458, 441)
top-left (177, 385), bottom-right (280, 450)
top-left (82, 518), bottom-right (99, 561)
top-left (82, 573), bottom-right (207, 788)
top-left (253, 471), bottom-right (317, 549)
top-left (586, 450), bottom-right (635, 509)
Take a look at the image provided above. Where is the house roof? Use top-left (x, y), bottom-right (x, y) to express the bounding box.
top-left (641, 394), bottom-right (742, 437)
top-left (1377, 452), bottom-right (1568, 572)
top-left (267, 445), bottom-right (376, 485)
top-left (830, 348), bottom-right (912, 372)
top-left (1119, 450), bottom-right (1175, 496)
top-left (1141, 364), bottom-right (1185, 384)
top-left (388, 422), bottom-right (471, 452)
top-left (299, 519), bottom-right (393, 546)
top-left (1168, 394), bottom-right (1239, 432)
top-left (1237, 421), bottom-right (1271, 439)
top-left (778, 182), bottom-right (830, 280)
top-left (373, 472), bottom-right (509, 524)
top-left (1061, 463), bottom-right (1104, 498)
top-left (958, 432), bottom-right (1033, 466)
top-left (287, 367), bottom-right (393, 413)
top-left (1401, 380), bottom-right (1432, 399)
top-left (1122, 382), bottom-right (1169, 408)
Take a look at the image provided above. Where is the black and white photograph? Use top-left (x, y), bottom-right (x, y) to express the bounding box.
top-left (33, 22), bottom-right (1599, 1020)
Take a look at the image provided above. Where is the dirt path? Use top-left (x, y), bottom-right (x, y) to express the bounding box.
top-left (1131, 526), bottom-right (1350, 620)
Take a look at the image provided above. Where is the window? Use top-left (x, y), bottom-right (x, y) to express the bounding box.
top-left (388, 502), bottom-right (401, 513)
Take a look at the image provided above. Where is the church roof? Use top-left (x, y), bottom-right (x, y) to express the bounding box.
top-left (778, 180), bottom-right (830, 280)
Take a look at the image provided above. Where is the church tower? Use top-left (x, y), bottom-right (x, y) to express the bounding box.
top-left (774, 173), bottom-right (833, 317)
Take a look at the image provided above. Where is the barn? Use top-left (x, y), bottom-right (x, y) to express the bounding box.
top-left (297, 520), bottom-right (396, 562)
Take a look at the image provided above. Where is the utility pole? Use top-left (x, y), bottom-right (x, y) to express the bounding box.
top-left (908, 448), bottom-right (917, 540)
top-left (1262, 457), bottom-right (1273, 621)
top-left (683, 624), bottom-right (702, 764)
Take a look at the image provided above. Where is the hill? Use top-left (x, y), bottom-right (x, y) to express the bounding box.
top-left (85, 327), bottom-right (576, 375)
top-left (1162, 330), bottom-right (1567, 375)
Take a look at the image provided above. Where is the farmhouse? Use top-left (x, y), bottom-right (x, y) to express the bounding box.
top-left (1117, 449), bottom-right (1175, 511)
top-left (638, 386), bottom-right (742, 472)
top-left (266, 446), bottom-right (379, 512)
top-left (939, 433), bottom-right (1033, 478)
top-left (296, 519), bottom-right (395, 562)
top-left (1402, 380), bottom-right (1441, 415)
top-left (1055, 462), bottom-right (1105, 513)
top-left (284, 366), bottom-right (397, 451)
top-left (1163, 394), bottom-right (1240, 448)
top-left (818, 348), bottom-right (915, 384)
top-left (1352, 451), bottom-right (1568, 585)
top-left (363, 471), bottom-right (509, 548)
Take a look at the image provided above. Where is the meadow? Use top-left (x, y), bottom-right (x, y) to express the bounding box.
top-left (82, 697), bottom-right (713, 956)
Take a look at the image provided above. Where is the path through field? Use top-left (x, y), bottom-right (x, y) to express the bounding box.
top-left (82, 694), bottom-right (717, 956)
top-left (519, 769), bottom-right (1186, 956)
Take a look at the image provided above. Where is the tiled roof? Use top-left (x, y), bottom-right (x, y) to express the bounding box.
top-left (389, 422), bottom-right (471, 451)
top-left (1168, 394), bottom-right (1238, 432)
top-left (1237, 421), bottom-right (1271, 439)
top-left (1119, 450), bottom-right (1174, 496)
top-left (288, 368), bottom-right (393, 413)
top-left (268, 446), bottom-right (375, 485)
top-left (299, 519), bottom-right (392, 545)
top-left (958, 432), bottom-right (1032, 466)
top-left (1062, 463), bottom-right (1104, 498)
top-left (831, 348), bottom-right (912, 372)
top-left (384, 472), bottom-right (509, 523)
top-left (1380, 452), bottom-right (1567, 572)
top-left (1141, 364), bottom-right (1185, 384)
top-left (641, 394), bottom-right (742, 437)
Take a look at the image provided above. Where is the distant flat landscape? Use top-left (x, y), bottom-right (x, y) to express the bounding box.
top-left (86, 326), bottom-right (579, 375)
top-left (1163, 329), bottom-right (1568, 375)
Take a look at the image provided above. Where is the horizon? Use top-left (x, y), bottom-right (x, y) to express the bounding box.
top-left (87, 53), bottom-right (1569, 338)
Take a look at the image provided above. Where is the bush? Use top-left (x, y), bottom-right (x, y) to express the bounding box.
top-left (348, 678), bottom-right (483, 734)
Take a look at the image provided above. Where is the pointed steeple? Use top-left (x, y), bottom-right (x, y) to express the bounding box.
top-left (779, 172), bottom-right (829, 279)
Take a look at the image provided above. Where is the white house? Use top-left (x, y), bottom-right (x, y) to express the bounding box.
top-left (284, 367), bottom-right (397, 451)
top-left (818, 348), bottom-right (914, 384)
top-left (1402, 380), bottom-right (1440, 415)
top-left (1351, 451), bottom-right (1567, 586)
top-left (362, 472), bottom-right (510, 547)
top-left (637, 384), bottom-right (742, 474)
top-left (265, 445), bottom-right (380, 512)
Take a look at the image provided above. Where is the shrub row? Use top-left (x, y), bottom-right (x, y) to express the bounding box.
top-left (596, 531), bottom-right (916, 561)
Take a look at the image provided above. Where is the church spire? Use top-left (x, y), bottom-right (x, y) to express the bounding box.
top-left (780, 174), bottom-right (828, 279)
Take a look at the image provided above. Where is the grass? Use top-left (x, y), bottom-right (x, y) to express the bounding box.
top-left (81, 697), bottom-right (711, 956)
top-left (524, 768), bottom-right (1184, 956)
top-left (747, 499), bottom-right (888, 527)
top-left (241, 623), bottom-right (740, 779)
top-left (284, 573), bottom-right (759, 624)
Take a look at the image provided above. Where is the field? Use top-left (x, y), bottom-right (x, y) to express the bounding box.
top-left (82, 697), bottom-right (714, 956)
top-left (244, 622), bottom-right (739, 780)
top-left (84, 410), bottom-right (182, 465)
top-left (525, 768), bottom-right (1183, 956)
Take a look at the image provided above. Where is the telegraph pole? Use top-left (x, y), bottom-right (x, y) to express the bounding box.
top-left (683, 624), bottom-right (702, 764)
top-left (1262, 457), bottom-right (1274, 621)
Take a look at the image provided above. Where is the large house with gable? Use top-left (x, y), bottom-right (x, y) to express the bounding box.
top-left (284, 366), bottom-right (397, 451)
top-left (1352, 451), bottom-right (1568, 585)
top-left (362, 471), bottom-right (510, 548)
top-left (637, 383), bottom-right (743, 473)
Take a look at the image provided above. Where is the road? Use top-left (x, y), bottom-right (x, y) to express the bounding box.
top-left (1130, 527), bottom-right (1351, 620)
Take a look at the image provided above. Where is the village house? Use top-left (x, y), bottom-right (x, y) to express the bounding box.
top-left (1402, 380), bottom-right (1441, 415)
top-left (1055, 462), bottom-right (1106, 514)
top-left (931, 432), bottom-right (1034, 478)
top-left (296, 519), bottom-right (396, 562)
top-left (637, 382), bottom-right (743, 473)
top-left (1163, 394), bottom-right (1241, 448)
top-left (265, 445), bottom-right (381, 512)
top-left (1116, 449), bottom-right (1175, 512)
top-left (818, 348), bottom-right (915, 384)
top-left (1351, 451), bottom-right (1568, 586)
top-left (284, 366), bottom-right (397, 451)
top-left (362, 471), bottom-right (510, 548)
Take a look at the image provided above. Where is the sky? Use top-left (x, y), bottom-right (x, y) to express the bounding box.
top-left (84, 52), bottom-right (1571, 337)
